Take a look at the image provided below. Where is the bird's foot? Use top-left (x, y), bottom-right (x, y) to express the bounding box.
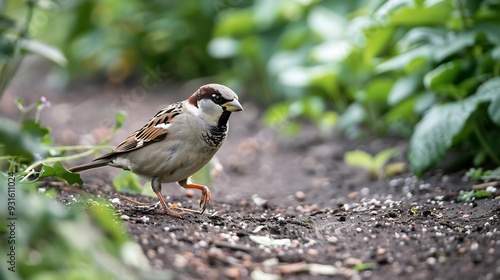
top-left (155, 207), bottom-right (186, 218)
top-left (185, 183), bottom-right (211, 213)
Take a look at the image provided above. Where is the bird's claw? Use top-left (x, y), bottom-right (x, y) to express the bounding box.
top-left (199, 187), bottom-right (211, 213)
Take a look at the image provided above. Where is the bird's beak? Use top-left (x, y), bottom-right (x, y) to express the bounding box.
top-left (223, 99), bottom-right (243, 112)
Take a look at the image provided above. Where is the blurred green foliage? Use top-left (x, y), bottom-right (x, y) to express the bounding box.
top-left (0, 0), bottom-right (65, 97)
top-left (344, 147), bottom-right (404, 179)
top-left (2, 0), bottom-right (500, 176)
top-left (0, 174), bottom-right (173, 280)
top-left (209, 0), bottom-right (500, 176)
top-left (7, 0), bottom-right (250, 82)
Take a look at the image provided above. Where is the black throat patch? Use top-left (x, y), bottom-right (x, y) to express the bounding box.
top-left (201, 111), bottom-right (231, 147)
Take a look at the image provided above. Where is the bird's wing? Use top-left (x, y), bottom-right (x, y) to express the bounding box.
top-left (95, 102), bottom-right (183, 161)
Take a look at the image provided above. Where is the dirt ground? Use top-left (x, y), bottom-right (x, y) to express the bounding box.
top-left (4, 59), bottom-right (500, 279)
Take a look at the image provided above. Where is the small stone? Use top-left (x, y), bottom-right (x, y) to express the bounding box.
top-left (157, 246), bottom-right (165, 254)
top-left (327, 236), bottom-right (338, 244)
top-left (486, 186), bottom-right (497, 193)
top-left (120, 215), bottom-right (130, 221)
top-left (307, 249), bottom-right (318, 255)
top-left (376, 248), bottom-right (386, 255)
top-left (470, 242), bottom-right (479, 251)
top-left (344, 257), bottom-right (362, 267)
top-left (348, 192), bottom-right (359, 200)
top-left (185, 189), bottom-right (195, 198)
top-left (147, 249), bottom-right (156, 258)
top-left (426, 257), bottom-right (437, 266)
top-left (295, 191), bottom-right (306, 201)
top-left (225, 267), bottom-right (240, 279)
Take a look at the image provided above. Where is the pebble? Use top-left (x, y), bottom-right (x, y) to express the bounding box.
top-left (344, 257), bottom-right (362, 267)
top-left (157, 246), bottom-right (165, 254)
top-left (426, 257), bottom-right (437, 266)
top-left (185, 189), bottom-right (195, 198)
top-left (225, 267), bottom-right (240, 279)
top-left (147, 249), bottom-right (156, 258)
top-left (295, 191), bottom-right (306, 201)
top-left (470, 242), bottom-right (479, 251)
top-left (110, 197), bottom-right (120, 204)
top-left (486, 186), bottom-right (497, 193)
top-left (307, 249), bottom-right (318, 255)
top-left (327, 236), bottom-right (338, 244)
top-left (348, 192), bottom-right (359, 200)
top-left (120, 215), bottom-right (130, 221)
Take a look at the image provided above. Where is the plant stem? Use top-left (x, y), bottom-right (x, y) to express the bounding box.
top-left (455, 0), bottom-right (470, 31)
top-left (21, 149), bottom-right (98, 181)
top-left (473, 124), bottom-right (500, 165)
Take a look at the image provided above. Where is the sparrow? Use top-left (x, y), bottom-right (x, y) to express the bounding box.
top-left (69, 84), bottom-right (243, 218)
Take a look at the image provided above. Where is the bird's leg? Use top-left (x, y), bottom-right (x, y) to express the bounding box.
top-left (151, 177), bottom-right (184, 218)
top-left (178, 178), bottom-right (211, 213)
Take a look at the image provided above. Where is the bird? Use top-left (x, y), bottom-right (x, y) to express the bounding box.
top-left (69, 84), bottom-right (243, 218)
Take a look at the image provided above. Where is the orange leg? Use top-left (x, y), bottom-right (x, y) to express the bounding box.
top-left (178, 178), bottom-right (211, 213)
top-left (151, 177), bottom-right (184, 218)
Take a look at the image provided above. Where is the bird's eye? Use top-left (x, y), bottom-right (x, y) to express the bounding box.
top-left (212, 94), bottom-right (223, 104)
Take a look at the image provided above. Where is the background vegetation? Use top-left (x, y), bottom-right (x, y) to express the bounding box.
top-left (1, 0), bottom-right (500, 278)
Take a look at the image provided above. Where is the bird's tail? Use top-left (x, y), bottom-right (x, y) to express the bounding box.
top-left (69, 159), bottom-right (111, 173)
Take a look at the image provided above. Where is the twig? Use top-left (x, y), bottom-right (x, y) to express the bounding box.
top-left (472, 181), bottom-right (500, 190)
top-left (213, 241), bottom-right (252, 253)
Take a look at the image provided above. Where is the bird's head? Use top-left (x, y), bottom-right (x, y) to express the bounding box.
top-left (187, 84), bottom-right (243, 126)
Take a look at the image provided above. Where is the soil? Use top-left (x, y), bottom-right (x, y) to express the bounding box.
top-left (4, 58), bottom-right (500, 280)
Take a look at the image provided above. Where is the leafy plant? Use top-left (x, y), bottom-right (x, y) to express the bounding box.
top-left (263, 96), bottom-right (338, 136)
top-left (0, 173), bottom-right (173, 280)
top-left (11, 0), bottom-right (243, 82)
top-left (344, 147), bottom-right (403, 179)
top-left (0, 0), bottom-right (66, 97)
top-left (457, 189), bottom-right (492, 202)
top-left (465, 166), bottom-right (500, 181)
top-left (213, 0), bottom-right (500, 176)
top-left (409, 78), bottom-right (500, 176)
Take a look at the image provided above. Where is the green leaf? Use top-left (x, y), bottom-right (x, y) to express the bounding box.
top-left (388, 75), bottom-right (421, 105)
top-left (40, 162), bottom-right (83, 185)
top-left (263, 102), bottom-right (290, 127)
top-left (214, 10), bottom-right (255, 37)
top-left (364, 27), bottom-right (395, 64)
top-left (389, 1), bottom-right (453, 26)
top-left (0, 37), bottom-right (15, 59)
top-left (377, 45), bottom-right (432, 73)
top-left (20, 39), bottom-right (67, 66)
top-left (114, 110), bottom-right (126, 131)
top-left (21, 119), bottom-right (50, 138)
top-left (488, 95), bottom-right (500, 126)
top-left (344, 150), bottom-right (374, 171)
top-left (339, 103), bottom-right (366, 139)
top-left (0, 117), bottom-right (46, 162)
top-left (409, 97), bottom-right (479, 176)
top-left (434, 32), bottom-right (476, 62)
top-left (474, 78), bottom-right (500, 125)
top-left (113, 171), bottom-right (143, 193)
top-left (353, 263), bottom-right (376, 271)
top-left (364, 78), bottom-right (393, 102)
top-left (373, 148), bottom-right (400, 170)
top-left (458, 190), bottom-right (492, 202)
top-left (423, 60), bottom-right (462, 91)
